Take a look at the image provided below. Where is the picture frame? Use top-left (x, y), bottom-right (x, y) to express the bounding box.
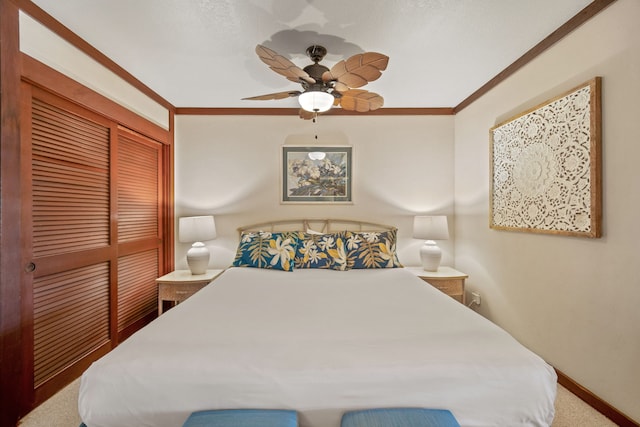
top-left (489, 77), bottom-right (602, 237)
top-left (281, 146), bottom-right (352, 204)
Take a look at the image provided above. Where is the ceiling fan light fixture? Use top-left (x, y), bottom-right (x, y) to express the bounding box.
top-left (298, 91), bottom-right (334, 113)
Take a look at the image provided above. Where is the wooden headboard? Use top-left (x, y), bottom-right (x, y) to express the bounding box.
top-left (237, 219), bottom-right (395, 235)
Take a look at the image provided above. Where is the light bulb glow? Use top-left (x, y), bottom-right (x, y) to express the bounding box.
top-left (298, 91), bottom-right (334, 112)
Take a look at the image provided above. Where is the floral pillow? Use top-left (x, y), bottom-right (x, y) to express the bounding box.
top-left (294, 232), bottom-right (349, 271)
top-left (344, 228), bottom-right (403, 269)
top-left (232, 231), bottom-right (299, 271)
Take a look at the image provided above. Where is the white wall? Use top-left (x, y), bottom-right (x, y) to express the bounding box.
top-left (454, 0), bottom-right (640, 421)
top-left (174, 115), bottom-right (454, 270)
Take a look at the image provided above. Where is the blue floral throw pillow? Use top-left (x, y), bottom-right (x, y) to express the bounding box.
top-left (294, 232), bottom-right (349, 271)
top-left (344, 228), bottom-right (403, 269)
top-left (232, 231), bottom-right (299, 271)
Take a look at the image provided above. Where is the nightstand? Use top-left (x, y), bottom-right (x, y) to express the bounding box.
top-left (406, 266), bottom-right (468, 304)
top-left (156, 269), bottom-right (223, 315)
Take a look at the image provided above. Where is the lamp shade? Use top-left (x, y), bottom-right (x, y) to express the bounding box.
top-left (179, 216), bottom-right (216, 243)
top-left (412, 216), bottom-right (449, 241)
top-left (298, 91), bottom-right (334, 112)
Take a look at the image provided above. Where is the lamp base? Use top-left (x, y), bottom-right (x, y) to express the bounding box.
top-left (186, 242), bottom-right (210, 275)
top-left (419, 240), bottom-right (442, 272)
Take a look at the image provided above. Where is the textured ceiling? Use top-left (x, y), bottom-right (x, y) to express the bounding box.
top-left (30, 0), bottom-right (593, 109)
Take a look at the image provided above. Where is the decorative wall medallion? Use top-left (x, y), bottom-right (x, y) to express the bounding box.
top-left (490, 78), bottom-right (602, 237)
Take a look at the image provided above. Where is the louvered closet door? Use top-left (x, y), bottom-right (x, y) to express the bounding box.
top-left (29, 91), bottom-right (113, 399)
top-left (25, 87), bottom-right (166, 404)
top-left (116, 129), bottom-right (163, 337)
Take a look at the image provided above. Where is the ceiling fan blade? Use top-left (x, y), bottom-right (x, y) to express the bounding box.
top-left (338, 89), bottom-right (384, 112)
top-left (322, 52), bottom-right (389, 88)
top-left (242, 90), bottom-right (301, 101)
top-left (255, 45), bottom-right (316, 85)
top-left (333, 82), bottom-right (349, 93)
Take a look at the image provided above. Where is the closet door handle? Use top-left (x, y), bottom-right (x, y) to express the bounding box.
top-left (25, 262), bottom-right (36, 273)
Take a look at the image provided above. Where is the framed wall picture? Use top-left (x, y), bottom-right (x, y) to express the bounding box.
top-left (489, 77), bottom-right (602, 237)
top-left (281, 146), bottom-right (352, 203)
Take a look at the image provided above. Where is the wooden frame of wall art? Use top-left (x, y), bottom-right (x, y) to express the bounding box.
top-left (281, 146), bottom-right (352, 204)
top-left (489, 77), bottom-right (602, 237)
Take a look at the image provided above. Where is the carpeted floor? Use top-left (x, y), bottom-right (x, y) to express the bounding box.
top-left (18, 379), bottom-right (617, 427)
top-left (18, 379), bottom-right (81, 427)
top-left (552, 385), bottom-right (617, 427)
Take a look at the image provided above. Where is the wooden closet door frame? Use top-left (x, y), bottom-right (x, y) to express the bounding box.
top-left (1, 1), bottom-right (26, 424)
top-left (16, 57), bottom-right (174, 413)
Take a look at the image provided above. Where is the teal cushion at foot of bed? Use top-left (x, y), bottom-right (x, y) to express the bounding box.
top-left (341, 408), bottom-right (460, 427)
top-left (182, 409), bottom-right (298, 427)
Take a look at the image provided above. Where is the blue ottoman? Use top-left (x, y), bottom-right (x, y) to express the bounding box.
top-left (341, 408), bottom-right (460, 427)
top-left (182, 409), bottom-right (298, 427)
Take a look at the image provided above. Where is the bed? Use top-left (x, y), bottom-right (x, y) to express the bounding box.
top-left (78, 219), bottom-right (557, 427)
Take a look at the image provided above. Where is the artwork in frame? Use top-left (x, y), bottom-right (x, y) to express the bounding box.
top-left (281, 146), bottom-right (352, 203)
top-left (489, 77), bottom-right (602, 237)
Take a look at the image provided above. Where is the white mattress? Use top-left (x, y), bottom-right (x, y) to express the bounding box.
top-left (79, 267), bottom-right (557, 427)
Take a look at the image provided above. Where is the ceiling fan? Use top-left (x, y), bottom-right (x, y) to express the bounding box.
top-left (243, 44), bottom-right (389, 120)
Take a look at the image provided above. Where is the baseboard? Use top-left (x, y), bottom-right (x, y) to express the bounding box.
top-left (555, 368), bottom-right (639, 427)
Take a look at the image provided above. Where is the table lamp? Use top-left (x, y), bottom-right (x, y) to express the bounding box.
top-left (179, 215), bottom-right (217, 275)
top-left (413, 215), bottom-right (449, 271)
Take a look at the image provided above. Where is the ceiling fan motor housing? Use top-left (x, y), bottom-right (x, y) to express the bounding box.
top-left (303, 63), bottom-right (330, 83)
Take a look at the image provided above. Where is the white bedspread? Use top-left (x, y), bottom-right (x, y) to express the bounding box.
top-left (79, 267), bottom-right (557, 427)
